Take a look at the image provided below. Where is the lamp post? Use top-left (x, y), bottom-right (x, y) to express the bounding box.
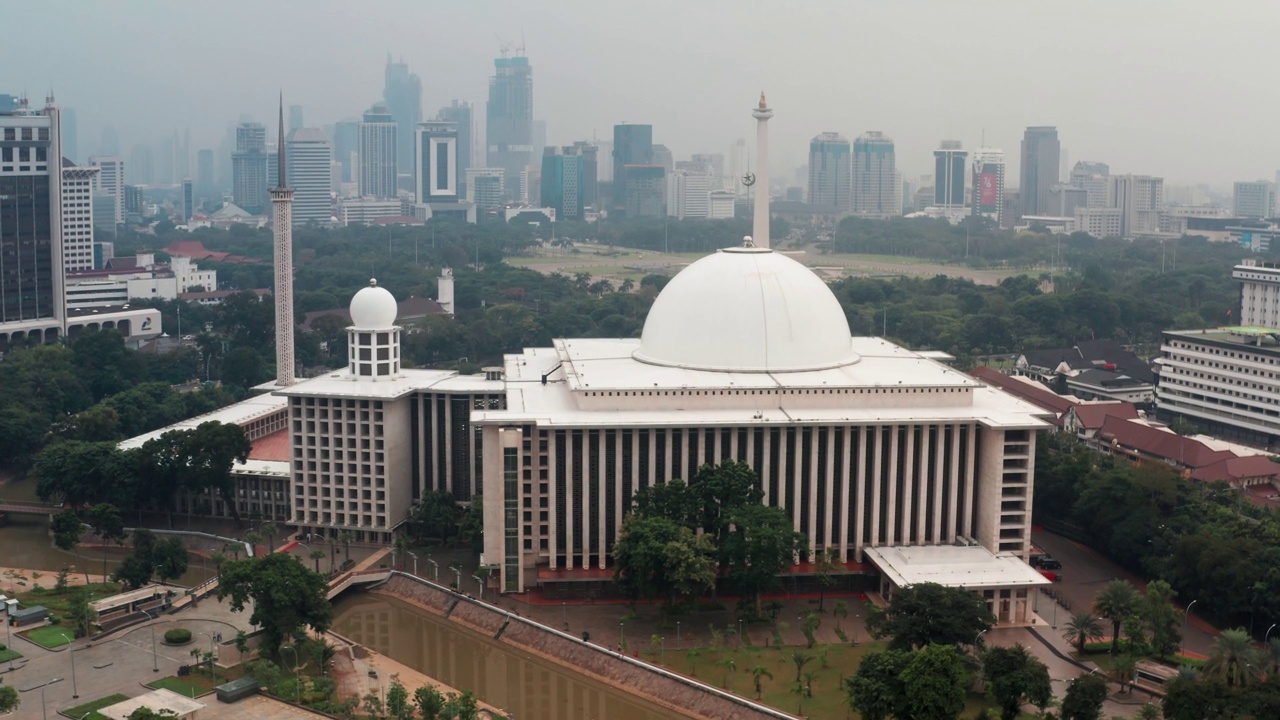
top-left (676, 621), bottom-right (681, 648)
top-left (562, 602), bottom-right (567, 629)
top-left (282, 644), bottom-right (300, 703)
top-left (619, 619), bottom-right (625, 648)
top-left (408, 552), bottom-right (418, 577)
top-left (6, 611), bottom-right (13, 671)
top-left (427, 558), bottom-right (439, 582)
top-left (22, 677), bottom-right (62, 720)
top-left (974, 628), bottom-right (989, 653)
top-left (452, 567), bottom-right (462, 590)
top-left (57, 632), bottom-right (79, 698)
top-left (150, 622), bottom-right (158, 672)
top-left (472, 575), bottom-right (485, 601)
top-left (1267, 624), bottom-right (1277, 645)
top-left (737, 618), bottom-right (744, 645)
top-left (1183, 600), bottom-right (1198, 652)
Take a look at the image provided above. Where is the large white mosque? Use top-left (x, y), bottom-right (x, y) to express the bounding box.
top-left (123, 95), bottom-right (1051, 623)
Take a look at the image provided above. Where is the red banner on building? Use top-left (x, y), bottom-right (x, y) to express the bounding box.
top-left (980, 172), bottom-right (998, 206)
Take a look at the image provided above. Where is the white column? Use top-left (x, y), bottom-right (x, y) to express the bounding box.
top-left (646, 430), bottom-right (656, 490)
top-left (948, 425), bottom-right (961, 543)
top-left (962, 424), bottom-right (977, 538)
top-left (886, 426), bottom-right (899, 545)
top-left (823, 427), bottom-right (836, 551)
top-left (807, 428), bottom-right (819, 555)
top-left (761, 431), bottom-right (773, 504)
top-left (916, 426), bottom-right (931, 545)
top-left (750, 94), bottom-right (773, 249)
top-left (598, 432), bottom-right (607, 568)
top-left (548, 432), bottom-right (558, 569)
top-left (854, 426), bottom-right (868, 560)
top-left (870, 426), bottom-right (882, 547)
top-left (579, 434), bottom-right (590, 569)
top-left (932, 426), bottom-right (945, 544)
top-left (839, 427), bottom-right (853, 560)
top-left (271, 185), bottom-right (295, 386)
top-left (902, 425), bottom-right (915, 545)
top-left (443, 398), bottom-right (453, 496)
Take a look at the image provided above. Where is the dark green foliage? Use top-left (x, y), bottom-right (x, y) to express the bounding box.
top-left (164, 628), bottom-right (192, 644)
top-left (845, 649), bottom-right (911, 720)
top-left (217, 553), bottom-right (332, 653)
top-left (983, 644), bottom-right (1053, 720)
top-left (866, 582), bottom-right (996, 650)
top-left (1061, 673), bottom-right (1109, 720)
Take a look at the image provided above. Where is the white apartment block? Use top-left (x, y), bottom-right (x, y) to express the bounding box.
top-left (89, 155), bottom-right (124, 224)
top-left (1233, 180), bottom-right (1275, 219)
top-left (708, 190), bottom-right (736, 220)
top-left (286, 128), bottom-right (333, 227)
top-left (1235, 259), bottom-right (1280, 328)
top-left (62, 162), bottom-right (99, 272)
top-left (338, 197), bottom-right (403, 226)
top-left (667, 170), bottom-right (711, 219)
top-left (64, 254), bottom-right (216, 309)
top-left (1072, 207), bottom-right (1122, 238)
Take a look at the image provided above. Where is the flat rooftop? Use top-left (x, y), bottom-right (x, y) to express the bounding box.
top-left (119, 393), bottom-right (288, 450)
top-left (100, 689), bottom-right (204, 720)
top-left (1164, 326), bottom-right (1280, 352)
top-left (864, 545), bottom-right (1051, 590)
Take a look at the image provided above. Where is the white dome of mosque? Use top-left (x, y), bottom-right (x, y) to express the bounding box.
top-left (348, 279), bottom-right (399, 329)
top-left (634, 242), bottom-right (859, 372)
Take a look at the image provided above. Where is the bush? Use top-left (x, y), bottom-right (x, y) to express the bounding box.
top-left (165, 628), bottom-right (192, 644)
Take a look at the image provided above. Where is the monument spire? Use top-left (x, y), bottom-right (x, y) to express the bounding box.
top-left (750, 91), bottom-right (774, 249)
top-left (271, 93), bottom-right (296, 386)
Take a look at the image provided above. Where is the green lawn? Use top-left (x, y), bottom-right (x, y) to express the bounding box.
top-left (62, 693), bottom-right (130, 720)
top-left (0, 646), bottom-right (22, 662)
top-left (23, 624), bottom-right (74, 648)
top-left (17, 583), bottom-right (119, 615)
top-left (148, 671), bottom-right (224, 698)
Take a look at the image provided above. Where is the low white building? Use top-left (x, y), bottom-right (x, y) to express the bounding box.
top-left (338, 197), bottom-right (402, 226)
top-left (64, 254), bottom-right (216, 309)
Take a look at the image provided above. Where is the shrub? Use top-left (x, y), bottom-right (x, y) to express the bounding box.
top-left (164, 628), bottom-right (192, 644)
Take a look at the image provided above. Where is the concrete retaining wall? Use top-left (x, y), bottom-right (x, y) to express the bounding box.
top-left (373, 574), bottom-right (795, 720)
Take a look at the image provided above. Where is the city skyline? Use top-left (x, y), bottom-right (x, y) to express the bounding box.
top-left (5, 1), bottom-right (1277, 188)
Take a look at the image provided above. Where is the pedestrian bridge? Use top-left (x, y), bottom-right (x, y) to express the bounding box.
top-left (0, 501), bottom-right (57, 516)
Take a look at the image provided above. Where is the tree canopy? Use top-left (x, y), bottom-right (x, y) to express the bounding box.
top-left (866, 582), bottom-right (996, 650)
top-left (217, 553), bottom-right (332, 652)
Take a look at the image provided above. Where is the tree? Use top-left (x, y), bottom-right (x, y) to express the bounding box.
top-left (812, 548), bottom-right (844, 612)
top-left (112, 554), bottom-right (154, 589)
top-left (1061, 673), bottom-right (1109, 720)
top-left (441, 690), bottom-right (478, 720)
top-left (1093, 580), bottom-right (1141, 656)
top-left (612, 515), bottom-right (715, 608)
top-left (1162, 674), bottom-right (1230, 720)
top-left (88, 503), bottom-right (127, 580)
top-left (751, 665), bottom-right (773, 700)
top-left (845, 649), bottom-right (911, 720)
top-left (899, 643), bottom-right (966, 720)
top-left (217, 553), bottom-right (332, 653)
top-left (386, 677), bottom-right (413, 720)
top-left (631, 479), bottom-right (698, 529)
top-left (1064, 612), bottom-right (1105, 654)
top-left (800, 612), bottom-right (820, 649)
top-left (309, 548), bottom-right (326, 574)
top-left (1141, 580), bottom-right (1182, 659)
top-left (33, 441), bottom-right (133, 508)
top-left (722, 504), bottom-right (805, 615)
top-left (984, 644), bottom-right (1053, 720)
top-left (152, 537), bottom-right (190, 583)
top-left (1136, 702), bottom-right (1160, 720)
top-left (0, 682), bottom-right (18, 714)
top-left (866, 582), bottom-right (996, 650)
top-left (67, 586), bottom-right (98, 638)
top-left (125, 708), bottom-right (178, 720)
top-left (716, 657), bottom-right (736, 688)
top-left (414, 684), bottom-right (446, 720)
top-left (234, 630), bottom-right (250, 662)
top-left (259, 522), bottom-right (278, 553)
top-left (1205, 628), bottom-right (1259, 688)
top-left (219, 346), bottom-right (268, 389)
top-left (833, 599), bottom-right (849, 631)
top-left (409, 490), bottom-right (460, 545)
top-left (181, 421), bottom-right (251, 524)
top-left (1111, 654), bottom-right (1137, 694)
top-left (50, 510), bottom-right (89, 582)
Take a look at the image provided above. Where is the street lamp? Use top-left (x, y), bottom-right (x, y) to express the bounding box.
top-left (21, 677), bottom-right (62, 720)
top-left (57, 632), bottom-right (78, 698)
top-left (5, 611), bottom-right (13, 671)
top-left (974, 628), bottom-right (989, 652)
top-left (408, 552), bottom-right (418, 577)
top-left (452, 566), bottom-right (462, 590)
top-left (472, 574), bottom-right (485, 601)
top-left (1266, 624), bottom-right (1277, 644)
top-left (427, 558), bottom-right (439, 582)
top-left (676, 621), bottom-right (681, 648)
top-left (282, 644), bottom-right (301, 703)
top-left (150, 622), bottom-right (159, 672)
top-left (1182, 600), bottom-right (1198, 651)
top-left (619, 619), bottom-right (625, 648)
top-left (737, 618), bottom-right (744, 645)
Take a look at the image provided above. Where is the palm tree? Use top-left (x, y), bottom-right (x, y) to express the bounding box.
top-left (716, 657), bottom-right (736, 688)
top-left (686, 647), bottom-right (701, 677)
top-left (309, 548), bottom-right (326, 574)
top-left (1064, 612), bottom-right (1105, 654)
top-left (327, 537), bottom-right (338, 573)
top-left (751, 665), bottom-right (773, 699)
top-left (1111, 654), bottom-right (1137, 694)
top-left (790, 651), bottom-right (813, 685)
top-left (260, 522), bottom-right (278, 553)
top-left (1205, 628), bottom-right (1260, 687)
top-left (1093, 580), bottom-right (1140, 655)
top-left (339, 532), bottom-right (354, 564)
top-left (1136, 702), bottom-right (1161, 720)
top-left (833, 600), bottom-right (849, 631)
top-left (244, 531), bottom-right (263, 557)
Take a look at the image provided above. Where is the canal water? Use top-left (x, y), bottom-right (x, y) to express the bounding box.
top-left (333, 592), bottom-right (673, 720)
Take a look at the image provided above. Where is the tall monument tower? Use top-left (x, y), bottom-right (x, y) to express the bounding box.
top-left (751, 92), bottom-right (773, 248)
top-left (271, 96), bottom-right (296, 386)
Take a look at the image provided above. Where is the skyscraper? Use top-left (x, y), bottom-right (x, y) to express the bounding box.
top-left (852, 131), bottom-right (899, 218)
top-left (1069, 161), bottom-right (1110, 208)
top-left (612, 124), bottom-right (653, 214)
top-left (129, 143), bottom-right (153, 185)
top-left (540, 147), bottom-right (584, 220)
top-left (651, 144), bottom-right (674, 173)
top-left (933, 140), bottom-right (966, 208)
top-left (232, 122), bottom-right (268, 214)
top-left (970, 149), bottom-right (1006, 225)
top-left (332, 119), bottom-right (360, 185)
top-left (414, 121), bottom-right (458, 204)
top-left (89, 155), bottom-right (124, 225)
top-left (467, 168), bottom-right (505, 213)
top-left (1106, 174), bottom-right (1163, 238)
top-left (271, 101), bottom-right (295, 387)
top-left (437, 101), bottom-right (473, 199)
top-left (286, 128), bottom-right (332, 226)
top-left (1233, 180), bottom-right (1275, 219)
top-left (359, 103), bottom-right (397, 199)
top-left (569, 141), bottom-right (598, 209)
top-left (624, 165), bottom-right (666, 218)
top-left (384, 56), bottom-right (423, 175)
top-left (486, 54), bottom-right (533, 201)
top-left (1019, 126), bottom-right (1060, 217)
top-left (807, 132), bottom-right (851, 209)
top-left (667, 169), bottom-right (711, 219)
top-left (61, 108), bottom-right (77, 164)
top-left (0, 96), bottom-right (64, 335)
top-left (195, 148), bottom-right (215, 199)
top-left (181, 178), bottom-right (194, 222)
top-left (62, 160), bottom-right (99, 272)
top-left (288, 105), bottom-right (304, 132)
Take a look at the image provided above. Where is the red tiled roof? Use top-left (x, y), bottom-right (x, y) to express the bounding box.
top-left (1096, 416), bottom-right (1235, 469)
top-left (1191, 455), bottom-right (1280, 483)
top-left (1070, 402), bottom-right (1139, 430)
top-left (970, 367), bottom-right (1075, 422)
top-left (248, 429), bottom-right (291, 462)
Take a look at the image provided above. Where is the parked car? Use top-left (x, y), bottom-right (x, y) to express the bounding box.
top-left (1039, 557), bottom-right (1062, 571)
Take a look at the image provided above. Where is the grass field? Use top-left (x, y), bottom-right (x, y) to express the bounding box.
top-left (23, 624), bottom-right (73, 648)
top-left (0, 646), bottom-right (22, 662)
top-left (148, 671), bottom-right (224, 698)
top-left (62, 693), bottom-right (129, 720)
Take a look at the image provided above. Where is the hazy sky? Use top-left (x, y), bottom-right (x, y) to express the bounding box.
top-left (6, 0), bottom-right (1276, 187)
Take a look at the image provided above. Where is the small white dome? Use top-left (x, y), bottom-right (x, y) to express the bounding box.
top-left (634, 247), bottom-right (858, 372)
top-left (349, 280), bottom-right (399, 329)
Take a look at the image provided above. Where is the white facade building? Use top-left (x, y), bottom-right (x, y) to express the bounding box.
top-left (415, 121), bottom-right (458, 203)
top-left (285, 128), bottom-right (332, 227)
top-left (64, 254), bottom-right (216, 309)
top-left (1233, 180), bottom-right (1275, 219)
top-left (62, 161), bottom-right (99, 272)
top-left (667, 169), bottom-right (711, 219)
top-left (338, 197), bottom-right (403, 226)
top-left (89, 155), bottom-right (124, 225)
top-left (852, 131), bottom-right (900, 219)
top-left (1235, 259), bottom-right (1280, 328)
top-left (359, 104), bottom-right (397, 199)
top-left (708, 190), bottom-right (736, 220)
top-left (1107, 174), bottom-right (1163, 238)
top-left (1072, 207), bottom-right (1123, 239)
top-left (467, 168), bottom-right (504, 209)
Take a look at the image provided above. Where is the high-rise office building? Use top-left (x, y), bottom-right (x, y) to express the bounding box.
top-left (359, 103), bottom-right (397, 199)
top-left (414, 121), bottom-right (458, 204)
top-left (333, 119), bottom-right (360, 185)
top-left (970, 149), bottom-right (1006, 225)
top-left (62, 160), bottom-right (99, 272)
top-left (195, 149), bottom-right (215, 199)
top-left (934, 140), bottom-right (967, 208)
top-left (568, 141), bottom-right (598, 209)
top-left (1069, 161), bottom-right (1110, 209)
top-left (288, 105), bottom-right (304, 132)
top-left (1234, 180), bottom-right (1276, 219)
top-left (667, 169), bottom-right (711, 219)
top-left (0, 97), bottom-right (65, 337)
top-left (232, 122), bottom-right (268, 214)
top-left (540, 147), bottom-right (584, 221)
top-left (61, 108), bottom-right (77, 165)
top-left (286, 128), bottom-right (332, 226)
top-left (181, 178), bottom-right (194, 222)
top-left (99, 126), bottom-right (119, 157)
top-left (437, 101), bottom-right (473, 199)
top-left (1019, 126), bottom-right (1060, 216)
top-left (486, 54), bottom-right (533, 201)
top-left (852, 131), bottom-right (899, 218)
top-left (691, 153), bottom-right (725, 190)
top-left (612, 124), bottom-right (653, 215)
top-left (624, 164), bottom-right (666, 218)
top-left (89, 155), bottom-right (125, 225)
top-left (384, 56), bottom-right (423, 175)
top-left (651, 144), bottom-right (673, 173)
top-left (807, 132), bottom-right (851, 209)
top-left (129, 144), bottom-right (153, 185)
top-left (467, 168), bottom-right (505, 212)
top-left (1106, 174), bottom-right (1163, 238)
